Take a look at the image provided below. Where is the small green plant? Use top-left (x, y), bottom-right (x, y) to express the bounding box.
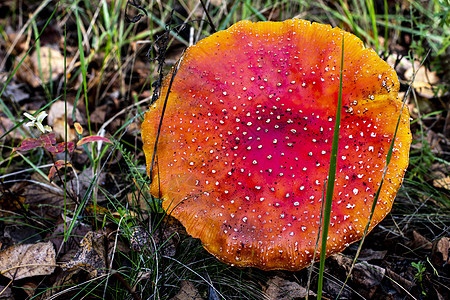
top-left (412, 260), bottom-right (427, 296)
top-left (412, 260), bottom-right (426, 282)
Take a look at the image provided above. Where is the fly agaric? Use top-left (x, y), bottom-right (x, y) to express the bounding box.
top-left (141, 19), bottom-right (411, 271)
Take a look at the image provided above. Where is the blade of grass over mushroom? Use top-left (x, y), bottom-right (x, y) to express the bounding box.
top-left (336, 52), bottom-right (427, 298)
top-left (316, 34), bottom-right (345, 300)
top-left (307, 180), bottom-right (328, 299)
top-left (148, 55), bottom-right (185, 185)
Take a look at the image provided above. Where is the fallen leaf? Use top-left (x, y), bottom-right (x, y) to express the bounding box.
top-left (264, 276), bottom-right (316, 299)
top-left (433, 177), bottom-right (450, 190)
top-left (0, 285), bottom-right (13, 299)
top-left (67, 166), bottom-right (106, 200)
top-left (171, 281), bottom-right (204, 300)
top-left (0, 115), bottom-right (23, 141)
top-left (30, 46), bottom-right (65, 84)
top-left (47, 220), bottom-right (92, 253)
top-left (48, 160), bottom-right (73, 181)
top-left (358, 248), bottom-right (388, 261)
top-left (61, 231), bottom-right (107, 278)
top-left (385, 268), bottom-right (415, 295)
top-left (77, 135), bottom-right (113, 147)
top-left (89, 104), bottom-right (108, 125)
top-left (23, 176), bottom-right (72, 219)
top-left (352, 262), bottom-right (385, 298)
top-left (74, 122), bottom-right (83, 135)
top-left (43, 266), bottom-right (91, 299)
top-left (2, 81), bottom-right (29, 103)
top-left (404, 64), bottom-right (442, 98)
top-left (14, 52), bottom-right (40, 87)
top-left (0, 190), bottom-right (25, 218)
top-left (19, 281), bottom-right (38, 298)
top-left (0, 241), bottom-right (56, 280)
top-left (3, 225), bottom-right (41, 245)
top-left (409, 230), bottom-right (433, 250)
top-left (432, 237), bottom-right (449, 268)
top-left (47, 101), bottom-right (81, 141)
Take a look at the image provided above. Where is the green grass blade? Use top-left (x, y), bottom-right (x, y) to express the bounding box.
top-left (317, 34), bottom-right (345, 299)
top-left (365, 0), bottom-right (379, 52)
top-left (74, 8), bottom-right (92, 136)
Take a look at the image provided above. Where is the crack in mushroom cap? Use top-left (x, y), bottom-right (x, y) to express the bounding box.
top-left (141, 19), bottom-right (412, 271)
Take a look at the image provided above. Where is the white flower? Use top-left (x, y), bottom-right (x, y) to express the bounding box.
top-left (23, 111), bottom-right (52, 134)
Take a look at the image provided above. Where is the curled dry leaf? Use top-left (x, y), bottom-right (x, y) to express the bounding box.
top-left (48, 160), bottom-right (73, 181)
top-left (77, 135), bottom-right (113, 147)
top-left (432, 237), bottom-right (449, 267)
top-left (409, 230), bottom-right (433, 250)
top-left (0, 241), bottom-right (56, 280)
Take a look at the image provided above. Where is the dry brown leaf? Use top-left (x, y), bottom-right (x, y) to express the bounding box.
top-left (409, 230), bottom-right (433, 250)
top-left (0, 241), bottom-right (56, 280)
top-left (0, 191), bottom-right (25, 218)
top-left (47, 100), bottom-right (81, 141)
top-left (44, 267), bottom-right (91, 299)
top-left (5, 29), bottom-right (28, 54)
top-left (329, 252), bottom-right (353, 272)
top-left (30, 46), bottom-right (65, 84)
top-left (20, 281), bottom-right (38, 298)
top-left (2, 81), bottom-right (29, 103)
top-left (89, 104), bottom-right (108, 125)
top-left (352, 263), bottom-right (385, 298)
top-left (432, 237), bottom-right (449, 267)
top-left (358, 248), bottom-right (388, 261)
top-left (404, 64), bottom-right (442, 98)
top-left (60, 231), bottom-right (107, 278)
top-left (433, 177), bottom-right (450, 190)
top-left (0, 284), bottom-right (13, 299)
top-left (385, 268), bottom-right (415, 295)
top-left (171, 281), bottom-right (204, 300)
top-left (264, 276), bottom-right (316, 299)
top-left (23, 179), bottom-right (68, 219)
top-left (0, 116), bottom-right (20, 142)
top-left (14, 52), bottom-right (40, 87)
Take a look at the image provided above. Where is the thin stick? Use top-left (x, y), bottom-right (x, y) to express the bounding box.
top-left (199, 0), bottom-right (217, 33)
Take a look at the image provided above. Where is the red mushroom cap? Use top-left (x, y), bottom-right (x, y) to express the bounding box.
top-left (141, 19), bottom-right (411, 271)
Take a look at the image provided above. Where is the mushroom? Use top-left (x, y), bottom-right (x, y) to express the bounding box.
top-left (141, 19), bottom-right (411, 271)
